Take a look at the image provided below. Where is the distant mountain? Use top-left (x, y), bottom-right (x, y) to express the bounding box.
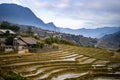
top-left (59, 27), bottom-right (120, 38)
top-left (17, 23), bottom-right (98, 47)
top-left (0, 3), bottom-right (58, 31)
top-left (96, 31), bottom-right (120, 50)
top-left (0, 3), bottom-right (119, 38)
top-left (46, 22), bottom-right (59, 31)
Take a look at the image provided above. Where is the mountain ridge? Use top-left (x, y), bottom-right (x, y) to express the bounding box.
top-left (96, 31), bottom-right (120, 50)
top-left (0, 3), bottom-right (120, 38)
top-left (59, 27), bottom-right (120, 38)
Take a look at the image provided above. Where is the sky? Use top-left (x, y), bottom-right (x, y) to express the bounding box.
top-left (0, 0), bottom-right (120, 29)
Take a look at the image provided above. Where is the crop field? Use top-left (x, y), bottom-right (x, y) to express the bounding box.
top-left (0, 44), bottom-right (120, 80)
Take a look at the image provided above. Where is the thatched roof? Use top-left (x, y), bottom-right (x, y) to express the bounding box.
top-left (17, 39), bottom-right (26, 45)
top-left (0, 29), bottom-right (15, 34)
top-left (21, 37), bottom-right (37, 45)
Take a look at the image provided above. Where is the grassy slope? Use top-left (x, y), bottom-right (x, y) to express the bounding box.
top-left (0, 44), bottom-right (120, 80)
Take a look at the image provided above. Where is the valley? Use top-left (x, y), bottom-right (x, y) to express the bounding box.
top-left (0, 2), bottom-right (120, 80)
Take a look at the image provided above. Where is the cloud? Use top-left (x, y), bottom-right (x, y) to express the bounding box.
top-left (0, 0), bottom-right (120, 29)
top-left (0, 0), bottom-right (22, 5)
top-left (32, 0), bottom-right (70, 9)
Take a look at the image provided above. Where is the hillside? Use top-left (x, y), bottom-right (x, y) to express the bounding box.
top-left (18, 23), bottom-right (98, 47)
top-left (60, 27), bottom-right (120, 38)
top-left (0, 21), bottom-right (97, 47)
top-left (96, 31), bottom-right (120, 50)
top-left (0, 3), bottom-right (120, 38)
top-left (0, 44), bottom-right (120, 80)
top-left (0, 3), bottom-right (58, 31)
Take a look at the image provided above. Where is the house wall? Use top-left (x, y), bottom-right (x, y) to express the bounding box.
top-left (4, 46), bottom-right (14, 53)
top-left (17, 46), bottom-right (29, 53)
top-left (0, 31), bottom-right (4, 34)
top-left (0, 47), bottom-right (4, 53)
top-left (18, 49), bottom-right (28, 54)
top-left (18, 46), bottom-right (23, 50)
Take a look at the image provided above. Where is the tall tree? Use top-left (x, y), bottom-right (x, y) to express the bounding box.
top-left (4, 30), bottom-right (10, 36)
top-left (0, 21), bottom-right (20, 32)
top-left (5, 35), bottom-right (14, 45)
top-left (0, 21), bottom-right (10, 29)
top-left (27, 27), bottom-right (33, 35)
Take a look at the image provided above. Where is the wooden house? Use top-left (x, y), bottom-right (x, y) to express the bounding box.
top-left (14, 37), bottom-right (37, 53)
top-left (0, 29), bottom-right (15, 36)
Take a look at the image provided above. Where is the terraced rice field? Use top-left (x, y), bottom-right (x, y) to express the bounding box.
top-left (0, 44), bottom-right (120, 80)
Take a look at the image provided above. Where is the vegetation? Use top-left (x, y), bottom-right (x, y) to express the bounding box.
top-left (26, 27), bottom-right (33, 36)
top-left (45, 37), bottom-right (79, 46)
top-left (117, 49), bottom-right (120, 52)
top-left (0, 21), bottom-right (20, 32)
top-left (0, 44), bottom-right (120, 80)
top-left (20, 33), bottom-right (30, 37)
top-left (5, 35), bottom-right (15, 45)
top-left (0, 69), bottom-right (26, 80)
top-left (45, 37), bottom-right (53, 45)
top-left (59, 39), bottom-right (79, 46)
top-left (4, 30), bottom-right (10, 36)
top-left (36, 42), bottom-right (44, 48)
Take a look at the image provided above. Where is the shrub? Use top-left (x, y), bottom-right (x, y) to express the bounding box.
top-left (37, 42), bottom-right (44, 48)
top-left (45, 37), bottom-right (79, 46)
top-left (45, 38), bottom-right (52, 45)
top-left (5, 75), bottom-right (26, 80)
top-left (0, 21), bottom-right (20, 32)
top-left (5, 35), bottom-right (14, 45)
top-left (0, 69), bottom-right (27, 80)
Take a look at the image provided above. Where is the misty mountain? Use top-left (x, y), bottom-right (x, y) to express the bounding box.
top-left (0, 3), bottom-right (119, 38)
top-left (46, 22), bottom-right (59, 31)
top-left (59, 27), bottom-right (120, 38)
top-left (96, 31), bottom-right (120, 50)
top-left (0, 3), bottom-right (58, 31)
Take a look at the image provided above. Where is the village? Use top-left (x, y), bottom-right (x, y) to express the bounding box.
top-left (0, 27), bottom-right (120, 80)
top-left (0, 22), bottom-right (59, 54)
top-left (0, 22), bottom-right (120, 80)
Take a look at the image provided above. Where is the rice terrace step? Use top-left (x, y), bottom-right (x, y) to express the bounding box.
top-left (0, 44), bottom-right (120, 80)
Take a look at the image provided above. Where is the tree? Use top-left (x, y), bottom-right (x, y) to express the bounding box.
top-left (0, 21), bottom-right (10, 28)
top-left (0, 21), bottom-right (20, 32)
top-left (45, 38), bottom-right (52, 45)
top-left (4, 30), bottom-right (10, 36)
top-left (117, 49), bottom-right (120, 52)
top-left (37, 42), bottom-right (44, 48)
top-left (6, 35), bottom-right (14, 45)
top-left (11, 25), bottom-right (20, 32)
top-left (54, 37), bottom-right (59, 43)
top-left (26, 27), bottom-right (33, 35)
